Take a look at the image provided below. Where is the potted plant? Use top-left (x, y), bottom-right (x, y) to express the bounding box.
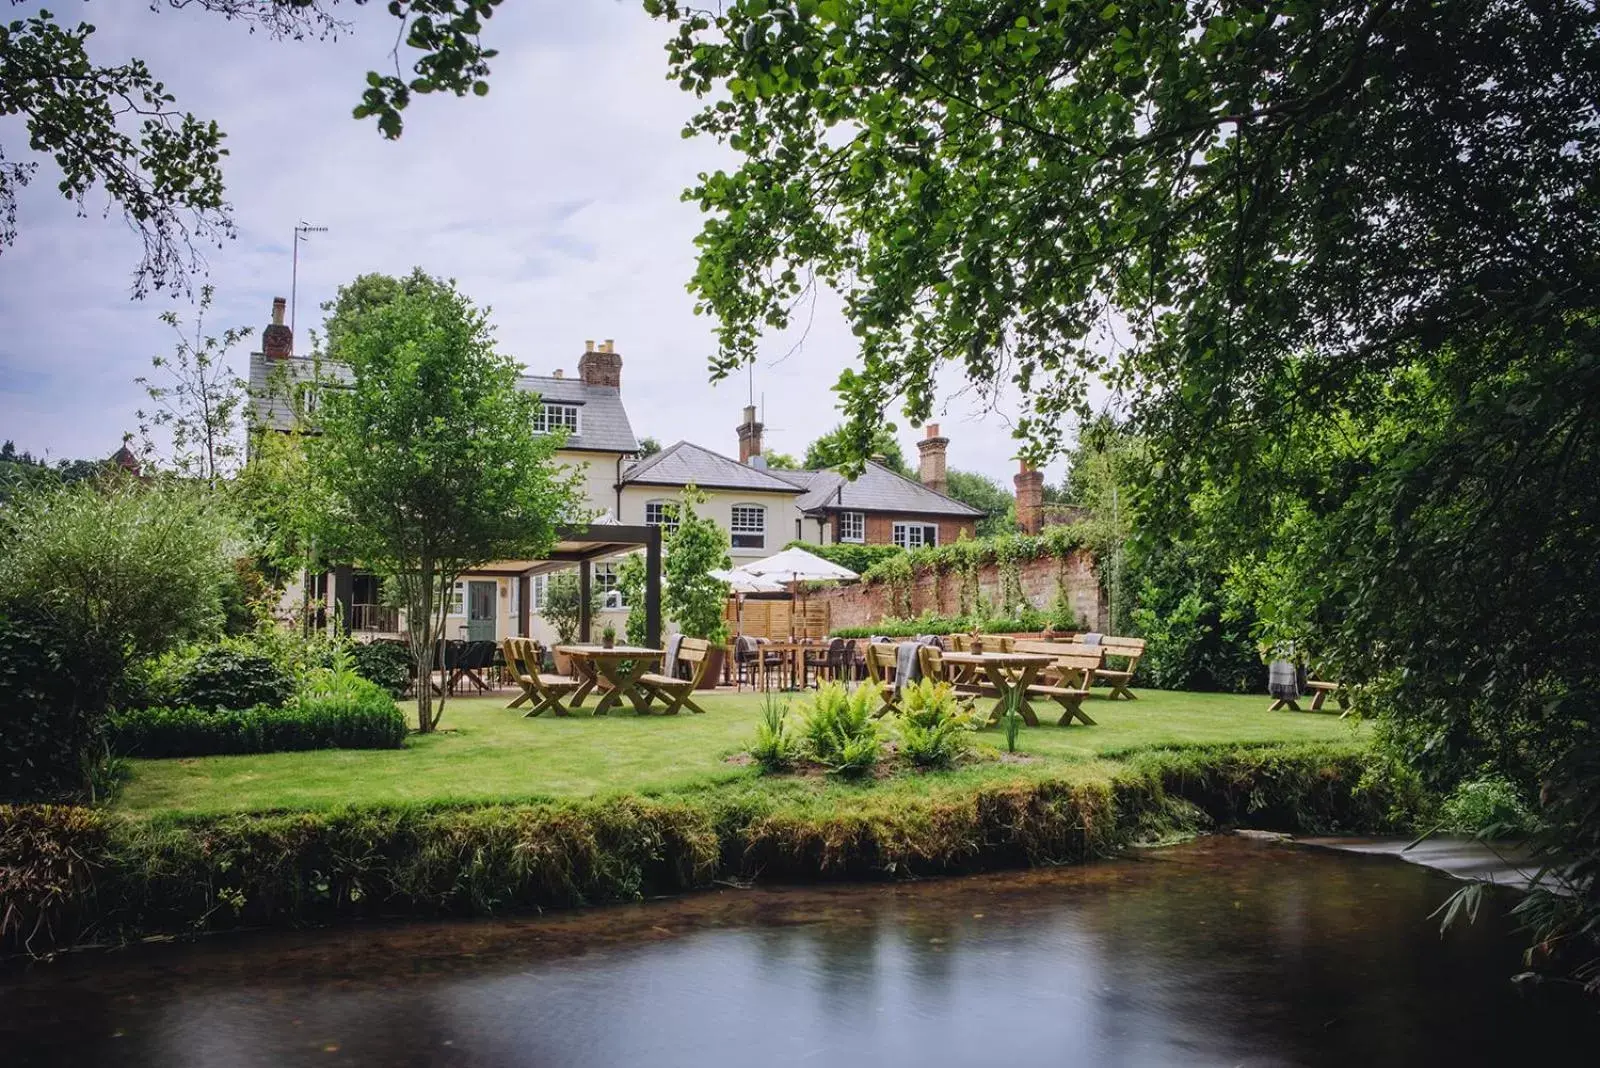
top-left (663, 488), bottom-right (733, 689)
top-left (601, 621), bottom-right (617, 649)
top-left (543, 571), bottom-right (599, 675)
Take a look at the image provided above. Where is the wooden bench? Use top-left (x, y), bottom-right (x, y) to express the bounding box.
top-left (1013, 641), bottom-right (1100, 724)
top-left (1091, 637), bottom-right (1145, 700)
top-left (502, 637), bottom-right (581, 717)
top-left (1306, 678), bottom-right (1348, 715)
top-left (637, 637), bottom-right (712, 715)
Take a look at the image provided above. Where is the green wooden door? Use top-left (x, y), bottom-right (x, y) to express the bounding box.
top-left (466, 580), bottom-right (497, 642)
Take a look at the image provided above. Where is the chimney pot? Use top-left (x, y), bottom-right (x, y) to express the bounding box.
top-left (553, 369), bottom-right (565, 379)
top-left (1014, 462), bottom-right (1046, 534)
top-left (916, 423), bottom-right (950, 495)
top-left (737, 404), bottom-right (765, 464)
top-left (578, 340), bottom-right (622, 388)
top-left (585, 339), bottom-right (595, 353)
top-left (262, 296), bottom-right (293, 360)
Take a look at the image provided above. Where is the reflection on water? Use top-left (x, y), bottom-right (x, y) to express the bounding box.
top-left (3, 837), bottom-right (1595, 1067)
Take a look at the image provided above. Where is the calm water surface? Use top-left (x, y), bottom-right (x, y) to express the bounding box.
top-left (3, 837), bottom-right (1595, 1067)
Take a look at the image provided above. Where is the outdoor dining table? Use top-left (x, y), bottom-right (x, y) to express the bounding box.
top-left (756, 640), bottom-right (824, 691)
top-left (556, 645), bottom-right (665, 715)
top-left (937, 651), bottom-right (1057, 727)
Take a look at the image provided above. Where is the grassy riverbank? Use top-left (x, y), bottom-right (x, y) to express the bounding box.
top-left (115, 690), bottom-right (1365, 815)
top-left (3, 689), bottom-right (1415, 958)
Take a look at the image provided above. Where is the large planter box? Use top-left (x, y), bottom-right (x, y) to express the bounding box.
top-left (696, 645), bottom-right (726, 690)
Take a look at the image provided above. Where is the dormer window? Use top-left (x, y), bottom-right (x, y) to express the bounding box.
top-left (533, 402), bottom-right (580, 436)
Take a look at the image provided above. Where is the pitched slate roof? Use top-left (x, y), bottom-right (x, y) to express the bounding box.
top-left (247, 356), bottom-right (638, 453)
top-left (621, 441), bottom-right (803, 494)
top-left (787, 460), bottom-right (984, 517)
top-left (518, 373), bottom-right (637, 453)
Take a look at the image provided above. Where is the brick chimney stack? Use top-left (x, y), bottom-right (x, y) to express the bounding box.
top-left (737, 404), bottom-right (765, 465)
top-left (578, 338), bottom-right (622, 388)
top-left (1014, 459), bottom-right (1045, 534)
top-left (262, 296), bottom-right (293, 360)
top-left (916, 423), bottom-right (950, 495)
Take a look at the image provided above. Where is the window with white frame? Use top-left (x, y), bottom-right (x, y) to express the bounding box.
top-left (530, 574), bottom-right (548, 610)
top-left (450, 581), bottom-right (466, 614)
top-left (644, 499), bottom-right (680, 534)
top-left (730, 504), bottom-right (767, 550)
top-left (532, 402), bottom-right (580, 436)
top-left (893, 522), bottom-right (939, 549)
top-left (594, 563), bottom-right (625, 609)
top-left (838, 511), bottom-right (865, 543)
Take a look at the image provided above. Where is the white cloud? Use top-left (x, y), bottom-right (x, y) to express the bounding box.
top-left (0, 0), bottom-right (1072, 487)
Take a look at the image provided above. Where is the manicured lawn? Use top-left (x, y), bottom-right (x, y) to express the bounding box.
top-left (114, 687), bottom-right (1368, 817)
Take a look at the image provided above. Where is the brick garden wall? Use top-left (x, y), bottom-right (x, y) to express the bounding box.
top-left (819, 549), bottom-right (1101, 631)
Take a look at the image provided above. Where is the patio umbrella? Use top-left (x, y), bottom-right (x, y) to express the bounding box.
top-left (734, 548), bottom-right (859, 638)
top-left (709, 568), bottom-right (785, 636)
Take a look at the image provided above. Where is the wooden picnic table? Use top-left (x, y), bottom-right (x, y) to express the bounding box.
top-left (937, 651), bottom-right (1057, 727)
top-left (754, 640), bottom-right (825, 690)
top-left (557, 645), bottom-right (665, 715)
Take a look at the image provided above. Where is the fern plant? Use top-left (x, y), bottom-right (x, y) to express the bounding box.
top-left (895, 678), bottom-right (976, 769)
top-left (799, 682), bottom-right (880, 777)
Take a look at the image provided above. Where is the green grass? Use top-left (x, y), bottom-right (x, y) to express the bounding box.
top-left (114, 688), bottom-right (1367, 817)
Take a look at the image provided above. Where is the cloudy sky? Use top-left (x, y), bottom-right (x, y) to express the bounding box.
top-left (0, 0), bottom-right (1070, 488)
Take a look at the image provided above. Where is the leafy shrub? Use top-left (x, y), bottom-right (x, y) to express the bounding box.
top-left (894, 679), bottom-right (975, 768)
top-left (172, 647), bottom-right (295, 711)
top-left (1439, 776), bottom-right (1537, 837)
top-left (784, 540), bottom-right (904, 576)
top-left (352, 640), bottom-right (412, 696)
top-left (109, 681), bottom-right (406, 758)
top-left (749, 693), bottom-right (799, 772)
top-left (0, 478), bottom-right (237, 798)
top-left (831, 612), bottom-right (1057, 639)
top-left (799, 682), bottom-right (880, 777)
top-left (0, 612), bottom-right (109, 802)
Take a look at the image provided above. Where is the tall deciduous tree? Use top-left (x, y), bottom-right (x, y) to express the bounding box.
top-left (943, 469), bottom-right (1013, 537)
top-left (136, 285), bottom-right (251, 486)
top-left (662, 487), bottom-right (731, 642)
top-left (306, 269), bottom-right (582, 732)
top-left (655, 0), bottom-right (1600, 978)
top-left (803, 424), bottom-right (908, 476)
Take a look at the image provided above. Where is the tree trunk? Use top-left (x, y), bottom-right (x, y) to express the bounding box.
top-left (413, 560), bottom-right (436, 732)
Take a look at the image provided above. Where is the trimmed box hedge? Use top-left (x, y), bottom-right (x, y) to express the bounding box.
top-left (109, 688), bottom-right (407, 758)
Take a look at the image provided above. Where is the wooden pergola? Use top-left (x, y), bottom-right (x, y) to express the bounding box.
top-left (467, 524), bottom-right (663, 646)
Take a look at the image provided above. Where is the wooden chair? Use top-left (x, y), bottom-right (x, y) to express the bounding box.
top-left (1092, 637), bottom-right (1146, 700)
top-left (863, 642), bottom-right (901, 717)
top-left (501, 637), bottom-right (580, 717)
top-left (638, 637), bottom-right (712, 715)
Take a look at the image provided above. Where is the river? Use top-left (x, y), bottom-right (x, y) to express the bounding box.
top-left (3, 836), bottom-right (1595, 1066)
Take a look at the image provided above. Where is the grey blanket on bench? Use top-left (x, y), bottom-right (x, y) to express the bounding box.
top-left (894, 641), bottom-right (923, 697)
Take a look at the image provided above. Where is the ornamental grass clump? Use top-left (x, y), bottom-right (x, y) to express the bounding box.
top-left (749, 692), bottom-right (798, 772)
top-left (894, 679), bottom-right (976, 769)
top-left (799, 682), bottom-right (880, 778)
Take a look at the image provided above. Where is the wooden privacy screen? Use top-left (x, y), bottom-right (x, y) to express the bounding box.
top-left (723, 598), bottom-right (830, 639)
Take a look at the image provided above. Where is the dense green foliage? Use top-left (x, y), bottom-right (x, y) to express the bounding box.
top-left (170, 648), bottom-right (295, 712)
top-left (658, 0), bottom-right (1600, 981)
top-left (750, 693), bottom-right (800, 772)
top-left (108, 690), bottom-right (407, 759)
top-left (784, 539), bottom-right (902, 576)
top-left (831, 614), bottom-right (1050, 639)
top-left (306, 269), bottom-right (581, 732)
top-left (0, 478), bottom-right (237, 798)
top-left (944, 469), bottom-right (1016, 537)
top-left (802, 423), bottom-right (909, 476)
top-left (351, 641), bottom-right (413, 697)
top-left (543, 571), bottom-right (598, 645)
top-left (0, 613), bottom-right (103, 803)
top-left (663, 489), bottom-right (732, 641)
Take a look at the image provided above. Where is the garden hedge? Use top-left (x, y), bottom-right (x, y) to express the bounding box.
top-left (108, 688), bottom-right (406, 758)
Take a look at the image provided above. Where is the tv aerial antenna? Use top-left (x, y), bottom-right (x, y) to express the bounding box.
top-left (291, 222), bottom-right (329, 333)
